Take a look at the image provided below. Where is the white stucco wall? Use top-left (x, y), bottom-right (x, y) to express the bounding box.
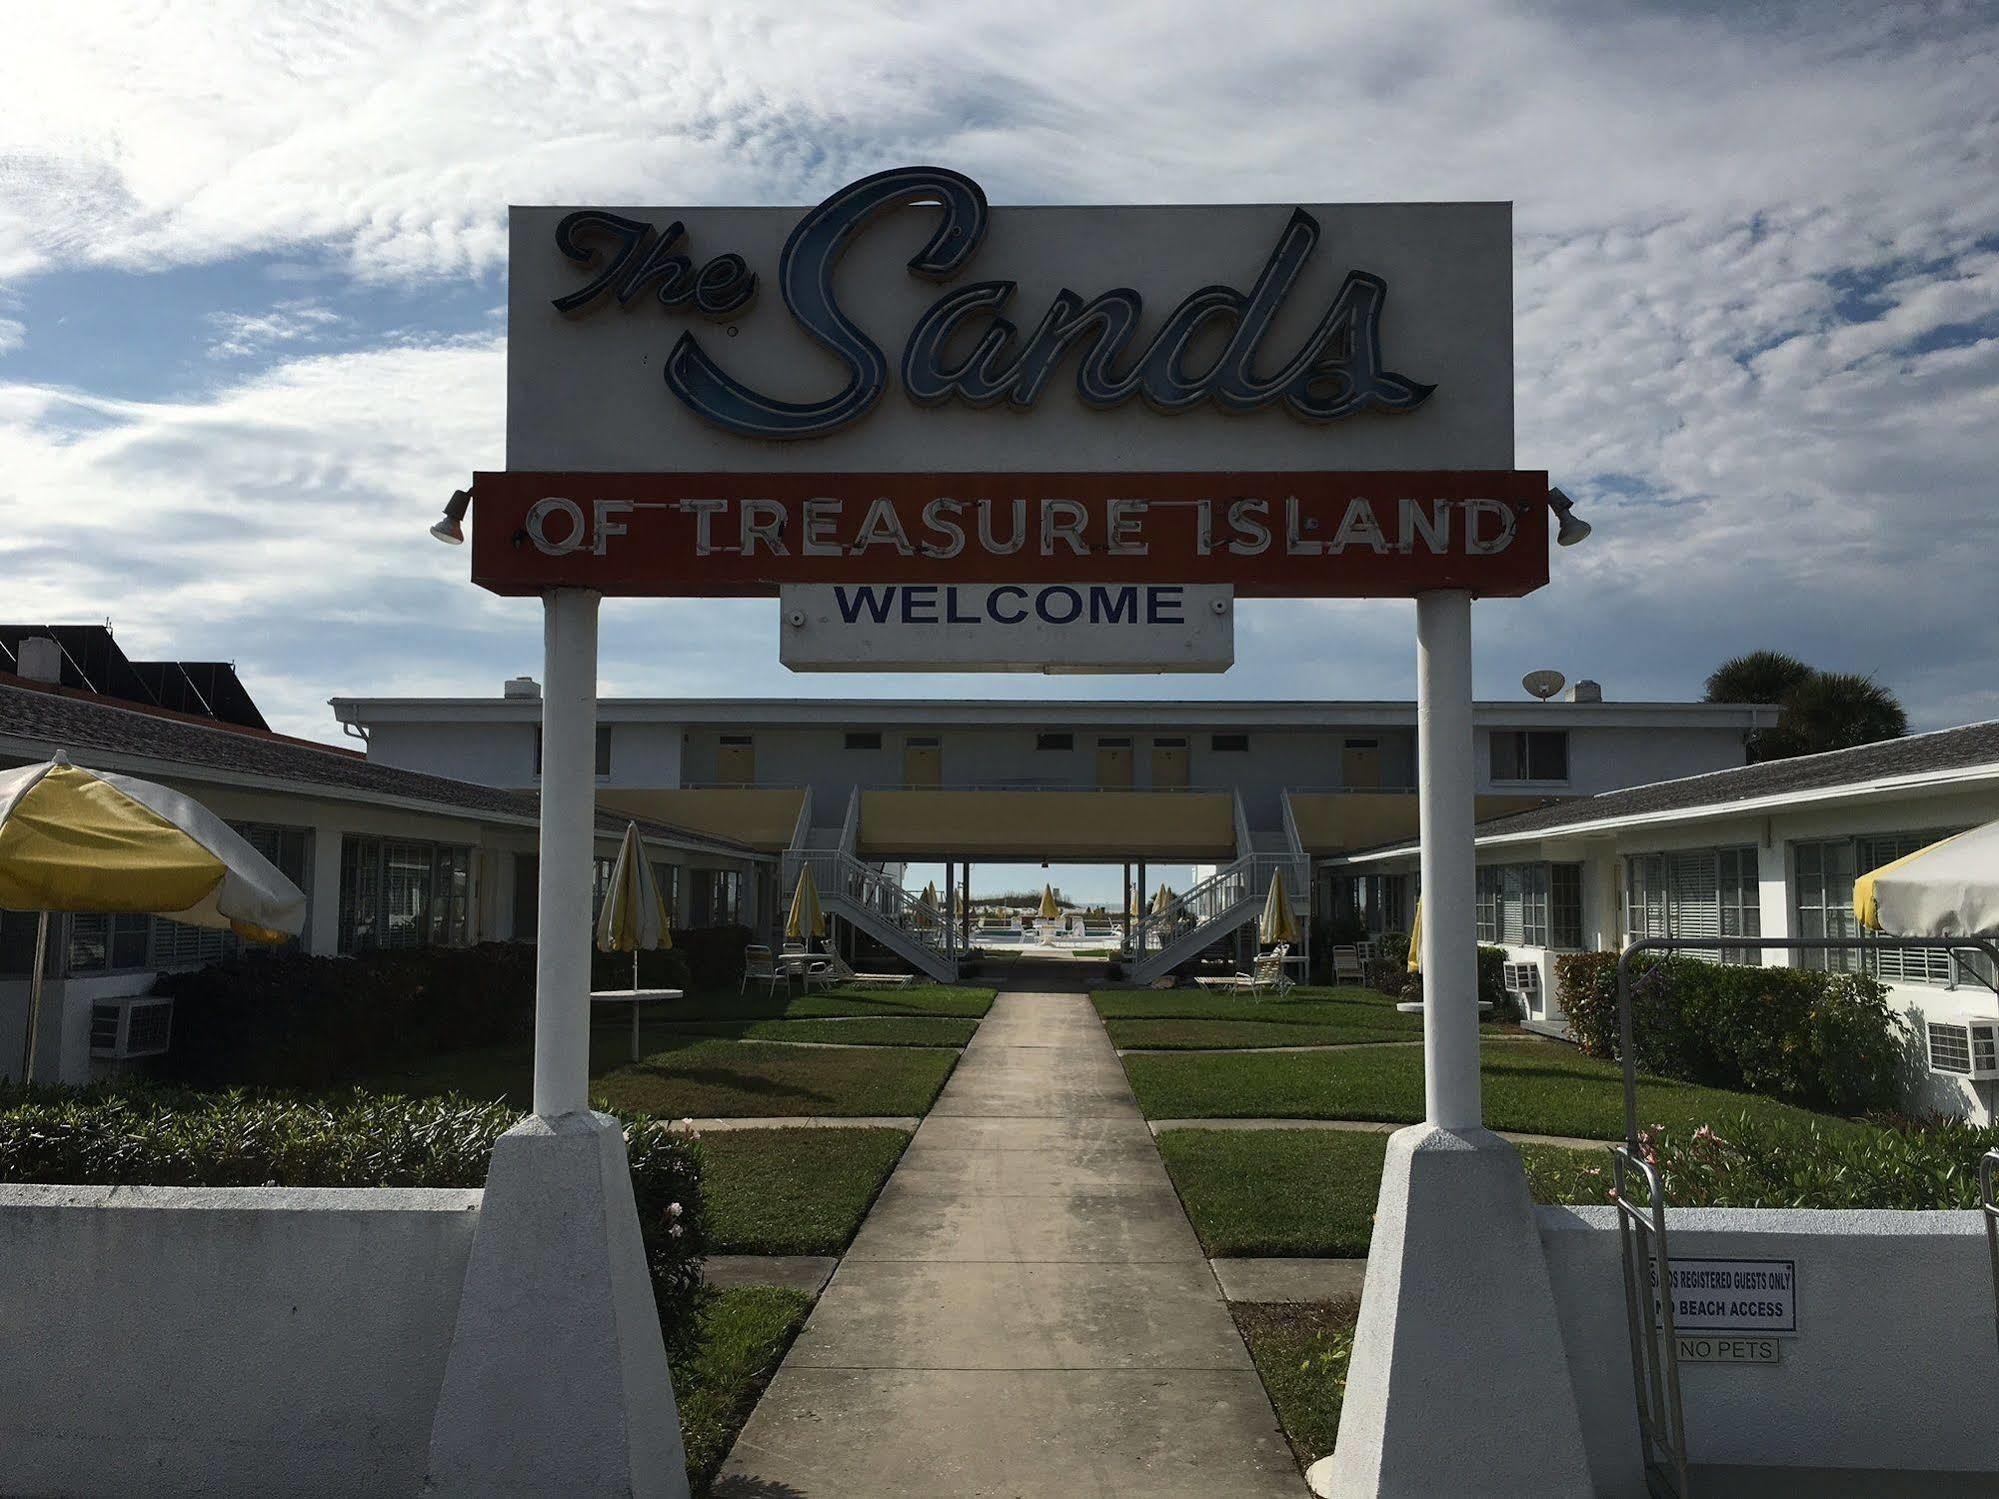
top-left (0, 1184), bottom-right (481, 1497)
top-left (1540, 1205), bottom-right (1999, 1494)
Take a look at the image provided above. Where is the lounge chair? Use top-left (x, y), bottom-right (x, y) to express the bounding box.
top-left (1331, 944), bottom-right (1365, 985)
top-left (1227, 945), bottom-right (1293, 995)
top-left (822, 953), bottom-right (914, 989)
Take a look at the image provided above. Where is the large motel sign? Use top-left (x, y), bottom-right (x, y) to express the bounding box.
top-left (445, 166), bottom-right (1589, 1499)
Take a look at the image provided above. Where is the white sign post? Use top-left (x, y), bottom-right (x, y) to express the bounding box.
top-left (779, 582), bottom-right (1233, 673)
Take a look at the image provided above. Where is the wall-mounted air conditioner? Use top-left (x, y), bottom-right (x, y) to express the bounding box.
top-left (1925, 1018), bottom-right (1999, 1079)
top-left (89, 997), bottom-right (174, 1060)
top-left (1501, 961), bottom-right (1541, 998)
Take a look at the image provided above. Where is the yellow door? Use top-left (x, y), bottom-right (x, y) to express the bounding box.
top-left (1342, 739), bottom-right (1381, 789)
top-left (904, 737), bottom-right (942, 788)
top-left (1096, 740), bottom-right (1134, 789)
top-left (717, 736), bottom-right (755, 784)
top-left (1152, 739), bottom-right (1189, 789)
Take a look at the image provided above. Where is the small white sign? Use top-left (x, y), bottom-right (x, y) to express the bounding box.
top-left (779, 583), bottom-right (1233, 674)
top-left (1676, 1335), bottom-right (1783, 1365)
top-left (1652, 1258), bottom-right (1797, 1335)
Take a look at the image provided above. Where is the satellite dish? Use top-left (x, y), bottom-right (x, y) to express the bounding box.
top-left (1522, 670), bottom-right (1566, 701)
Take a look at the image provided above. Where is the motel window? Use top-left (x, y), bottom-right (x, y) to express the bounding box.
top-left (689, 868), bottom-right (744, 927)
top-left (1475, 862), bottom-right (1584, 949)
top-left (652, 862), bottom-right (681, 919)
top-left (1624, 846), bottom-right (1759, 964)
top-left (1154, 737), bottom-right (1187, 748)
top-left (1796, 831), bottom-right (1982, 987)
top-left (339, 835), bottom-right (474, 954)
top-left (1340, 873), bottom-right (1409, 935)
top-left (1489, 730), bottom-right (1568, 783)
top-left (1211, 733), bottom-right (1250, 753)
top-left (534, 725), bottom-right (613, 778)
top-left (66, 821), bottom-right (312, 974)
top-left (1099, 737), bottom-right (1132, 748)
top-left (1036, 733), bottom-right (1074, 752)
top-left (845, 732), bottom-right (883, 751)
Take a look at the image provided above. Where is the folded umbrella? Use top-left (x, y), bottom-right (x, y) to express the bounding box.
top-left (595, 821), bottom-right (672, 992)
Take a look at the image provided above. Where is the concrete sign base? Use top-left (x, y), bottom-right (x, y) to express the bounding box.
top-left (1310, 1125), bottom-right (1595, 1499)
top-left (423, 1112), bottom-right (690, 1498)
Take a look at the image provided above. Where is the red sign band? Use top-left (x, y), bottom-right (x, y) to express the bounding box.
top-left (468, 470), bottom-right (1549, 599)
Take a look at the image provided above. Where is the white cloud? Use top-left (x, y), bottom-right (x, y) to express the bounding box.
top-left (0, 317), bottom-right (22, 355)
top-left (0, 2), bottom-right (1995, 735)
top-left (206, 301), bottom-right (341, 359)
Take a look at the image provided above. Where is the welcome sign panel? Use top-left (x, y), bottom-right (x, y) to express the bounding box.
top-left (468, 470), bottom-right (1549, 598)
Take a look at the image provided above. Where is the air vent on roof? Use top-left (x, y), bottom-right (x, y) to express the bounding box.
top-left (1566, 680), bottom-right (1603, 703)
top-left (504, 676), bottom-right (542, 700)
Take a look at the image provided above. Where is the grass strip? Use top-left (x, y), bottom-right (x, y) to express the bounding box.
top-left (1158, 1128), bottom-right (1388, 1257)
top-left (700, 1127), bottom-right (911, 1254)
top-left (360, 1035), bottom-right (960, 1117)
top-left (668, 984), bottom-right (996, 1021)
top-left (1092, 985), bottom-right (1422, 1028)
top-left (1123, 1040), bottom-right (1856, 1139)
top-left (1230, 1300), bottom-right (1359, 1471)
top-left (658, 1017), bottom-right (978, 1048)
top-left (672, 1284), bottom-right (813, 1494)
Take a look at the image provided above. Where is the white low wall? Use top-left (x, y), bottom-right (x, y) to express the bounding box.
top-left (0, 1184), bottom-right (481, 1497)
top-left (1541, 1205), bottom-right (1999, 1494)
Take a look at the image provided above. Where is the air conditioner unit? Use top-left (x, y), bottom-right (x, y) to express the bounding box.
top-left (1925, 1018), bottom-right (1999, 1079)
top-left (89, 996), bottom-right (174, 1060)
top-left (1501, 961), bottom-right (1541, 997)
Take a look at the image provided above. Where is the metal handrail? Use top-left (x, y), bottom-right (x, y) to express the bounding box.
top-left (1611, 932), bottom-right (1999, 1498)
top-left (1613, 1146), bottom-right (1690, 1499)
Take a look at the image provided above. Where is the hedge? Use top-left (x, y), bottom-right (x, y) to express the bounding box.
top-left (1523, 1110), bottom-right (1999, 1212)
top-left (1555, 951), bottom-right (1906, 1115)
top-left (156, 928), bottom-right (753, 1091)
top-left (0, 1085), bottom-right (707, 1336)
top-left (1368, 943), bottom-right (1515, 1019)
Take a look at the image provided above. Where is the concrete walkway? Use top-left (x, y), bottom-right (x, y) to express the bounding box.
top-left (712, 987), bottom-right (1304, 1498)
top-left (1146, 1116), bottom-right (1611, 1152)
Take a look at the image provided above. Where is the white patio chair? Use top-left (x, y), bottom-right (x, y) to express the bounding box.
top-left (1331, 944), bottom-right (1365, 985)
top-left (742, 944), bottom-right (780, 997)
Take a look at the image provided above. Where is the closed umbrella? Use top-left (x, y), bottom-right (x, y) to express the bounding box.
top-left (0, 753), bottom-right (306, 1083)
top-left (594, 821), bottom-right (672, 993)
top-left (1260, 868), bottom-right (1299, 948)
top-left (1038, 883), bottom-right (1061, 921)
top-left (1407, 898), bottom-right (1422, 973)
top-left (1856, 820), bottom-right (1999, 937)
top-left (787, 862), bottom-right (827, 944)
top-left (1152, 883), bottom-right (1175, 915)
top-left (919, 880), bottom-right (939, 928)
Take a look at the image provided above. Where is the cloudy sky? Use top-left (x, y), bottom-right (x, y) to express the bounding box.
top-left (2, 0), bottom-right (1995, 762)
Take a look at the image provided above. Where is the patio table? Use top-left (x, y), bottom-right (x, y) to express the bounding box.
top-left (589, 987), bottom-right (683, 1061)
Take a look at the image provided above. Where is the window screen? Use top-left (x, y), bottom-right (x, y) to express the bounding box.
top-left (1490, 730), bottom-right (1569, 782)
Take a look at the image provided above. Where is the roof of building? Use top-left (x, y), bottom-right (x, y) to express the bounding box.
top-left (334, 692), bottom-right (1779, 733)
top-left (1344, 721), bottom-right (1999, 859)
top-left (0, 675), bottom-right (755, 857)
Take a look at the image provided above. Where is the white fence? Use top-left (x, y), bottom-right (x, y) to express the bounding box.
top-left (0, 1184), bottom-right (480, 1497)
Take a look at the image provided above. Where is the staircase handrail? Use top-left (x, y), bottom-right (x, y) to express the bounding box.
top-left (839, 786), bottom-right (862, 858)
top-left (828, 851), bottom-right (949, 957)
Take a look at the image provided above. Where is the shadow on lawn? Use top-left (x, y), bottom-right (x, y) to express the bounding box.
top-left (708, 1475), bottom-right (809, 1498)
top-left (615, 1060), bottom-right (834, 1107)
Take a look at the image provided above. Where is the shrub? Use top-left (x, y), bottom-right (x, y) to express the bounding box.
top-left (1555, 951), bottom-right (1907, 1115)
top-left (1524, 1111), bottom-right (1999, 1212)
top-left (1477, 945), bottom-right (1514, 1021)
top-left (157, 931), bottom-right (754, 1091)
top-left (0, 1084), bottom-right (707, 1338)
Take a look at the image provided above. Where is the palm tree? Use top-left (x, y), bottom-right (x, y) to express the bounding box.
top-left (1704, 652), bottom-right (1907, 760)
top-left (1759, 671), bottom-right (1908, 758)
top-left (1704, 650), bottom-right (1814, 706)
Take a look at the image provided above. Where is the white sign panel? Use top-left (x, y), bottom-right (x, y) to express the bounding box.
top-left (1653, 1258), bottom-right (1797, 1335)
top-left (508, 176), bottom-right (1512, 473)
top-left (1675, 1335), bottom-right (1783, 1366)
top-left (778, 582), bottom-right (1232, 674)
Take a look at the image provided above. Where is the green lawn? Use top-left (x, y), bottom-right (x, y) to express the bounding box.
top-left (668, 984), bottom-right (996, 1021)
top-left (700, 1127), bottom-right (911, 1254)
top-left (356, 1033), bottom-right (960, 1118)
top-left (659, 1016), bottom-right (978, 1048)
top-left (1157, 1127), bottom-right (1615, 1257)
top-left (1095, 984), bottom-right (1519, 1050)
top-left (1230, 1300), bottom-right (1358, 1471)
top-left (672, 1284), bottom-right (814, 1494)
top-left (1124, 1039), bottom-right (1858, 1140)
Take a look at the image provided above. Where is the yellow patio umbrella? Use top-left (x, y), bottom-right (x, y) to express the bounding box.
top-left (1407, 898), bottom-right (1422, 973)
top-left (1038, 883), bottom-right (1061, 921)
top-left (1856, 820), bottom-right (1999, 937)
top-left (1151, 883), bottom-right (1175, 914)
top-left (919, 880), bottom-right (939, 928)
top-left (787, 861), bottom-right (827, 944)
top-left (1259, 868), bottom-right (1300, 948)
top-left (1, 753), bottom-right (306, 1083)
top-left (594, 821), bottom-right (672, 993)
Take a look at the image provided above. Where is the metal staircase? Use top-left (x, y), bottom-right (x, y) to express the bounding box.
top-left (1128, 794), bottom-right (1312, 984)
top-left (781, 789), bottom-right (958, 982)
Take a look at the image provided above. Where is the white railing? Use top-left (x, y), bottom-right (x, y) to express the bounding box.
top-left (792, 847), bottom-right (952, 963)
